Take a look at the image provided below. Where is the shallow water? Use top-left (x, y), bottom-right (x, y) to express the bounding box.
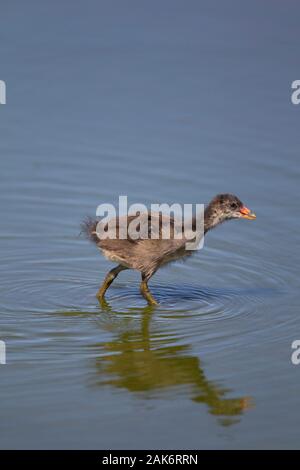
top-left (1, 1), bottom-right (300, 449)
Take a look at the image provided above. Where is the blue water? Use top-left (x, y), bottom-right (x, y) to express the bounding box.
top-left (0, 0), bottom-right (300, 449)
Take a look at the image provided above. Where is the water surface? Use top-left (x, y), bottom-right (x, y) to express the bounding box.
top-left (0, 0), bottom-right (300, 449)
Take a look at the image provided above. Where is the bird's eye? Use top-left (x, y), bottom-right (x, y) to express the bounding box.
top-left (230, 202), bottom-right (237, 209)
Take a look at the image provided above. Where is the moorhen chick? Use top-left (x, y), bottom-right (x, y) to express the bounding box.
top-left (83, 194), bottom-right (256, 305)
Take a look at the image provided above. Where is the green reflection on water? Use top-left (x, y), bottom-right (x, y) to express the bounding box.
top-left (86, 301), bottom-right (252, 426)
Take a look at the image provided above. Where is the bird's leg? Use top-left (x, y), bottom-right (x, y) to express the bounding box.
top-left (96, 265), bottom-right (127, 301)
top-left (140, 275), bottom-right (158, 306)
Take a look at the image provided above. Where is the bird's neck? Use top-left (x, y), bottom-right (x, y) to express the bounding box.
top-left (203, 203), bottom-right (223, 233)
top-left (190, 203), bottom-right (223, 236)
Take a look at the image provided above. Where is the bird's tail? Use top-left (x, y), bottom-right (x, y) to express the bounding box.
top-left (80, 217), bottom-right (99, 244)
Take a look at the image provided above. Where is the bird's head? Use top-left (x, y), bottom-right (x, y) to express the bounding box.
top-left (205, 194), bottom-right (256, 231)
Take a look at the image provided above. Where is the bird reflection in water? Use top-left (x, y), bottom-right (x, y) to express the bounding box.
top-left (91, 301), bottom-right (252, 426)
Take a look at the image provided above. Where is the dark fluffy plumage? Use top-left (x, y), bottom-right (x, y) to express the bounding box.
top-left (82, 212), bottom-right (189, 279)
top-left (82, 194), bottom-right (255, 304)
top-left (81, 216), bottom-right (98, 243)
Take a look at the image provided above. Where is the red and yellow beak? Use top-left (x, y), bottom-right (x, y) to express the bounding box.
top-left (240, 206), bottom-right (256, 220)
